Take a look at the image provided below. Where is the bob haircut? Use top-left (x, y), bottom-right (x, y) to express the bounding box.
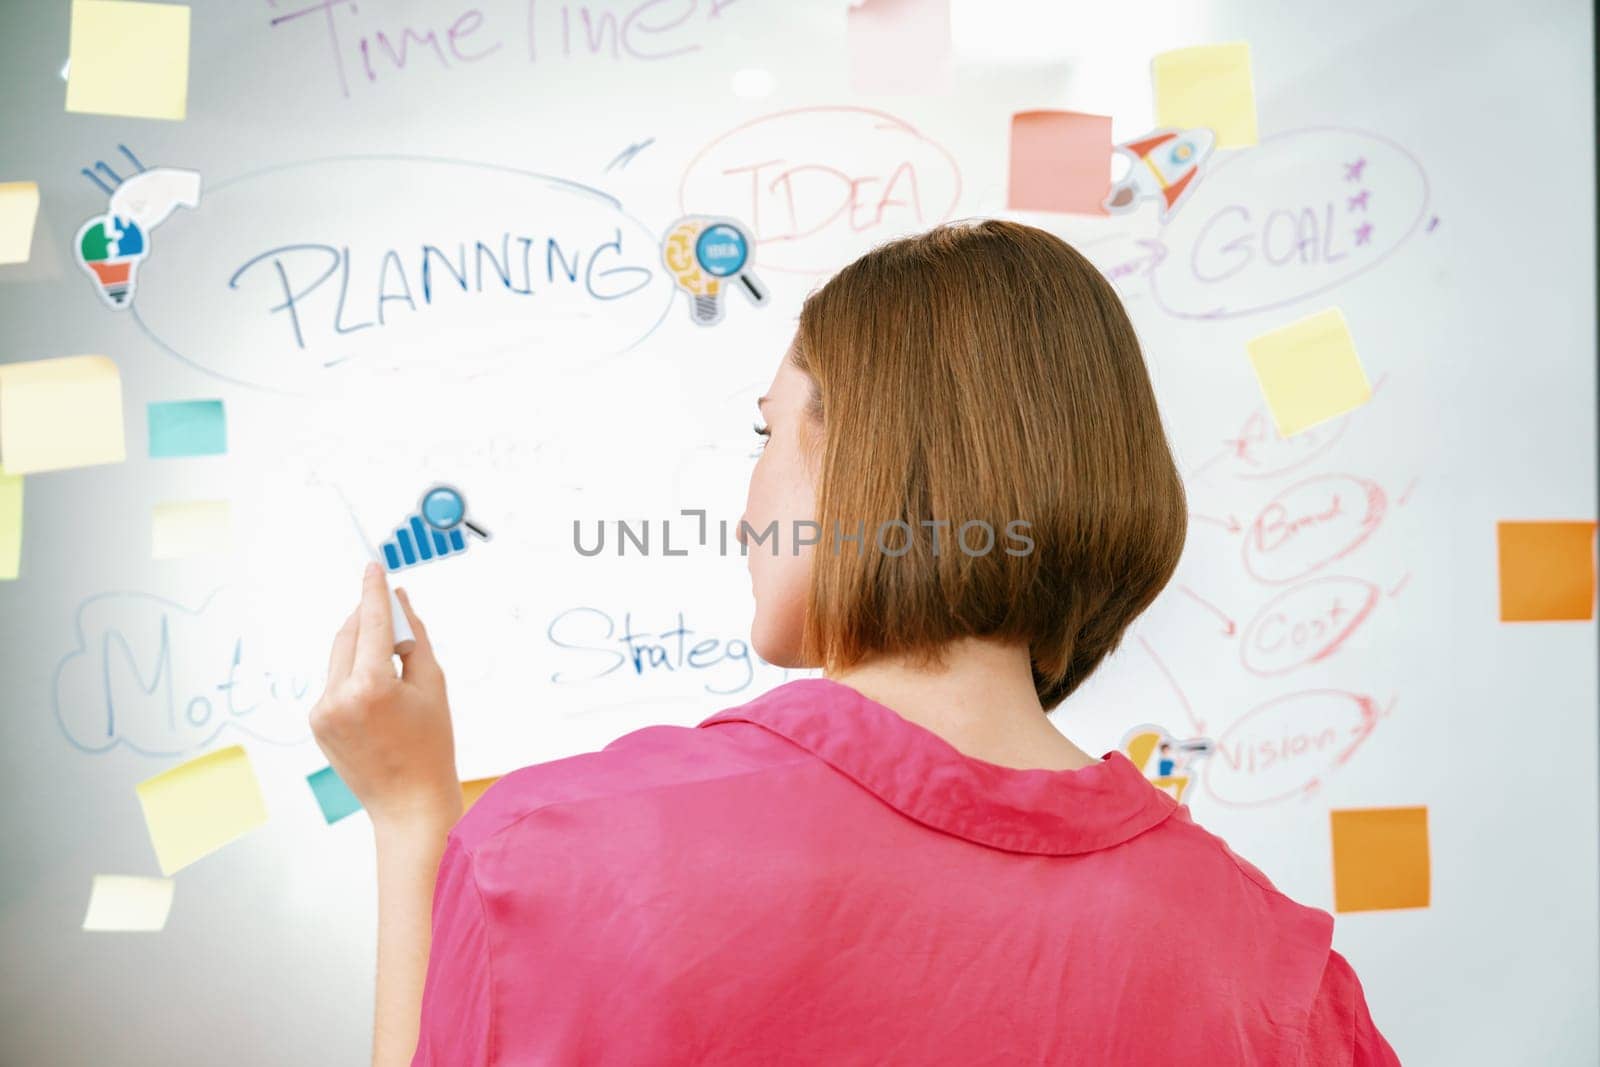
top-left (790, 219), bottom-right (1187, 713)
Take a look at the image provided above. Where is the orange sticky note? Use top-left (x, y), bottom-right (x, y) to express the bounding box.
top-left (1497, 520), bottom-right (1598, 621)
top-left (847, 0), bottom-right (950, 95)
top-left (1329, 806), bottom-right (1429, 913)
top-left (1008, 111), bottom-right (1113, 215)
top-left (462, 776), bottom-right (501, 813)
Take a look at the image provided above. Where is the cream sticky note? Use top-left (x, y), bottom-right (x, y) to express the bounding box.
top-left (66, 1), bottom-right (191, 121)
top-left (1246, 308), bottom-right (1371, 437)
top-left (1008, 111), bottom-right (1113, 214)
top-left (847, 0), bottom-right (950, 95)
top-left (1498, 520), bottom-right (1598, 621)
top-left (0, 472), bottom-right (20, 581)
top-left (0, 355), bottom-right (127, 474)
top-left (1330, 806), bottom-right (1430, 913)
top-left (136, 745), bottom-right (268, 875)
top-left (1152, 42), bottom-right (1258, 148)
top-left (82, 875), bottom-right (175, 931)
top-left (151, 499), bottom-right (231, 559)
top-left (0, 182), bottom-right (41, 265)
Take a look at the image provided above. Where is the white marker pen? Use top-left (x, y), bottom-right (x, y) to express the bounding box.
top-left (332, 483), bottom-right (417, 656)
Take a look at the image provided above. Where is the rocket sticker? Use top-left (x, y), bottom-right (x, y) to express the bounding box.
top-left (1103, 127), bottom-right (1215, 222)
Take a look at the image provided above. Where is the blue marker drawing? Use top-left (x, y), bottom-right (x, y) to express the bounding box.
top-left (381, 483), bottom-right (490, 572)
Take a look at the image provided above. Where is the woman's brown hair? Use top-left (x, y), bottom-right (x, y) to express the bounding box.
top-left (790, 219), bottom-right (1187, 712)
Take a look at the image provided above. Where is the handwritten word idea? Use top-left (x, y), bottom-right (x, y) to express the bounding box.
top-left (680, 107), bottom-right (962, 274)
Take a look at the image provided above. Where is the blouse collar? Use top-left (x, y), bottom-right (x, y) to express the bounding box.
top-left (697, 676), bottom-right (1177, 856)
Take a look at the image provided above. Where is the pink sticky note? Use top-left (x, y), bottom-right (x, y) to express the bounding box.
top-left (1008, 111), bottom-right (1114, 214)
top-left (847, 0), bottom-right (951, 95)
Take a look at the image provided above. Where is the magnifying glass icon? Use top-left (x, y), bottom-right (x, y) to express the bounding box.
top-left (420, 484), bottom-right (490, 541)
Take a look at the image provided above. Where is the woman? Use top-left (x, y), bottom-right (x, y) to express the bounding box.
top-left (311, 220), bottom-right (1400, 1065)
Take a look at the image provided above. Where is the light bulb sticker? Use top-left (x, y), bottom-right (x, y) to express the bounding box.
top-left (76, 214), bottom-right (146, 307)
top-left (662, 215), bottom-right (767, 326)
top-left (73, 145), bottom-right (201, 311)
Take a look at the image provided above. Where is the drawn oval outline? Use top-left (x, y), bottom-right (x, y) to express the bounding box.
top-left (1203, 689), bottom-right (1379, 806)
top-left (1242, 473), bottom-right (1387, 585)
top-left (1150, 126), bottom-right (1430, 320)
top-left (1239, 576), bottom-right (1381, 676)
top-left (132, 154), bottom-right (674, 396)
top-left (678, 105), bottom-right (963, 275)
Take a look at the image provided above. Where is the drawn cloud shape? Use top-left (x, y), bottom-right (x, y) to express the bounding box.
top-left (54, 588), bottom-right (314, 757)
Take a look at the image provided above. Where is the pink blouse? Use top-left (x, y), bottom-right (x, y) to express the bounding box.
top-left (412, 677), bottom-right (1399, 1064)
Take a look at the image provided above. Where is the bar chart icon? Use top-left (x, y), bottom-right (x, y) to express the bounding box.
top-left (382, 513), bottom-right (466, 570)
top-left (380, 484), bottom-right (489, 572)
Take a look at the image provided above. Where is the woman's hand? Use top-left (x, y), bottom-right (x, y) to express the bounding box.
top-left (310, 562), bottom-right (464, 834)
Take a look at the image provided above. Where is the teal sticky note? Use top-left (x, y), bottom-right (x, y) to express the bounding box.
top-left (307, 765), bottom-right (362, 825)
top-left (147, 400), bottom-right (226, 458)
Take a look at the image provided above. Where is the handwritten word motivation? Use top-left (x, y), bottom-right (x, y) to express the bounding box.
top-left (681, 107), bottom-right (962, 274)
top-left (1147, 128), bottom-right (1429, 320)
top-left (548, 606), bottom-right (762, 695)
top-left (267, 0), bottom-right (742, 98)
top-left (132, 157), bottom-right (672, 393)
top-left (54, 590), bottom-right (314, 757)
top-left (228, 230), bottom-right (651, 351)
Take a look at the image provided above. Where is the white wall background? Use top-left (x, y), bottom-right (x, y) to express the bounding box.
top-left (0, 1), bottom-right (1594, 1063)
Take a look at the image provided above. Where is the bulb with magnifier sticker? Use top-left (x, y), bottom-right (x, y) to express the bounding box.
top-left (661, 216), bottom-right (768, 326)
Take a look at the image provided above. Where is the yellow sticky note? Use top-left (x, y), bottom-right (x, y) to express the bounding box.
top-left (66, 1), bottom-right (191, 121)
top-left (151, 499), bottom-right (231, 560)
top-left (136, 745), bottom-right (268, 875)
top-left (1498, 520), bottom-right (1598, 621)
top-left (0, 472), bottom-right (20, 581)
top-left (1246, 308), bottom-right (1371, 437)
top-left (0, 355), bottom-right (127, 475)
top-left (1330, 806), bottom-right (1430, 913)
top-left (82, 875), bottom-right (175, 931)
top-left (1152, 42), bottom-right (1258, 148)
top-left (0, 182), bottom-right (41, 265)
